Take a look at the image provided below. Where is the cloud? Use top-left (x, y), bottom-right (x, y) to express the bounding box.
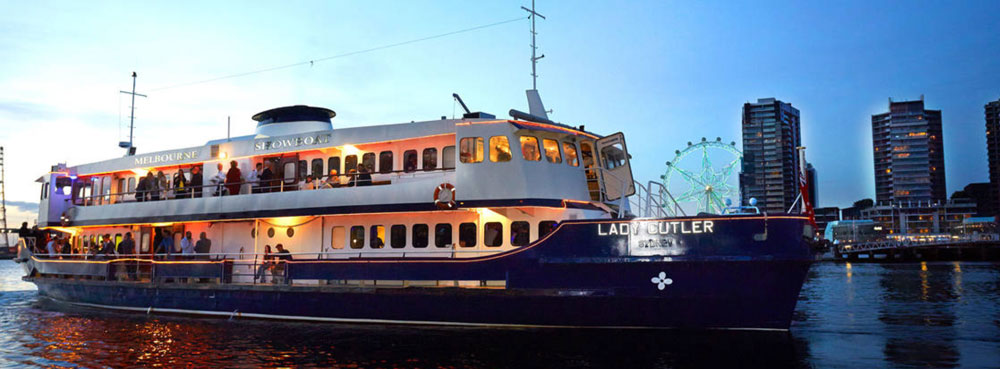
top-left (6, 201), bottom-right (38, 212)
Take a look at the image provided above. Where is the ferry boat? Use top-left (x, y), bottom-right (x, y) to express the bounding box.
top-left (17, 99), bottom-right (817, 330)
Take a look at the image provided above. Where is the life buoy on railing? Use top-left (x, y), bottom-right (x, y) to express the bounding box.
top-left (60, 206), bottom-right (78, 227)
top-left (434, 183), bottom-right (457, 210)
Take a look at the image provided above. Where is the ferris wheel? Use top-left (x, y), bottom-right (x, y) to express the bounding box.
top-left (660, 137), bottom-right (742, 215)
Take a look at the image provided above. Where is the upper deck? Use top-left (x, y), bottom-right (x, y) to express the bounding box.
top-left (37, 107), bottom-right (627, 228)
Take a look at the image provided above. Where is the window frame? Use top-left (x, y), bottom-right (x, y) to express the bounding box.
top-left (459, 137), bottom-right (484, 163)
top-left (542, 138), bottom-right (562, 163)
top-left (422, 148), bottom-right (438, 171)
top-left (484, 222), bottom-right (503, 247)
top-left (378, 151), bottom-right (394, 174)
top-left (403, 149), bottom-right (418, 173)
top-left (519, 136), bottom-right (541, 161)
top-left (350, 226), bottom-right (365, 249)
top-left (442, 145), bottom-right (456, 169)
top-left (370, 225), bottom-right (385, 249)
top-left (511, 221), bottom-right (530, 246)
top-left (412, 224), bottom-right (429, 248)
top-left (563, 141), bottom-right (580, 167)
top-left (459, 222), bottom-right (477, 247)
top-left (331, 226), bottom-right (346, 250)
top-left (390, 224), bottom-right (406, 249)
top-left (434, 223), bottom-right (452, 248)
top-left (489, 136), bottom-right (512, 162)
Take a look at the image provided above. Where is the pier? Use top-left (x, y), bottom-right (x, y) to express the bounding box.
top-left (833, 234), bottom-right (1000, 261)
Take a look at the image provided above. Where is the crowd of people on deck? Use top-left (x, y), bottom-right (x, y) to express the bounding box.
top-left (125, 160), bottom-right (378, 202)
top-left (254, 243), bottom-right (293, 284)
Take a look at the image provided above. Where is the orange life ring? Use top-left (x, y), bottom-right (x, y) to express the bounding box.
top-left (434, 183), bottom-right (456, 210)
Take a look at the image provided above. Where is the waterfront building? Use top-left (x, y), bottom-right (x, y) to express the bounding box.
top-left (859, 199), bottom-right (975, 234)
top-left (950, 182), bottom-right (996, 217)
top-left (871, 98), bottom-right (946, 205)
top-left (823, 220), bottom-right (884, 245)
top-left (986, 98), bottom-right (1000, 218)
top-left (740, 98), bottom-right (802, 213)
top-left (841, 199), bottom-right (873, 220)
top-left (814, 207), bottom-right (840, 237)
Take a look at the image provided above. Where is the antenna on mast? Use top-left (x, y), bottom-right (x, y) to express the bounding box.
top-left (119, 71), bottom-right (147, 156)
top-left (521, 0), bottom-right (549, 119)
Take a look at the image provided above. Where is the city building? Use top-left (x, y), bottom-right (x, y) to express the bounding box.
top-left (950, 182), bottom-right (996, 217)
top-left (986, 98), bottom-right (1000, 218)
top-left (871, 97), bottom-right (946, 205)
top-left (823, 220), bottom-right (884, 245)
top-left (740, 98), bottom-right (802, 213)
top-left (814, 206), bottom-right (840, 237)
top-left (841, 199), bottom-right (873, 220)
top-left (859, 199), bottom-right (975, 234)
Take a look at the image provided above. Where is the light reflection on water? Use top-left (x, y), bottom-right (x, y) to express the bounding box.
top-left (1, 260), bottom-right (999, 368)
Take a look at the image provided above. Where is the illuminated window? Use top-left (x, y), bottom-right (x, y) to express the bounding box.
top-left (390, 225), bottom-right (406, 248)
top-left (403, 150), bottom-right (418, 173)
top-left (345, 155), bottom-right (358, 173)
top-left (580, 141), bottom-right (596, 168)
top-left (370, 225), bottom-right (385, 248)
top-left (330, 226), bottom-right (345, 250)
top-left (379, 151), bottom-right (393, 173)
top-left (511, 221), bottom-right (530, 246)
top-left (563, 142), bottom-right (579, 167)
top-left (520, 136), bottom-right (541, 161)
top-left (412, 224), bottom-right (429, 248)
top-left (350, 226), bottom-right (364, 249)
top-left (442, 146), bottom-right (456, 169)
top-left (484, 222), bottom-right (503, 247)
top-left (543, 139), bottom-right (561, 163)
top-left (311, 159), bottom-right (324, 177)
top-left (422, 148), bottom-right (437, 171)
top-left (328, 156), bottom-right (341, 176)
top-left (435, 223), bottom-right (452, 247)
top-left (362, 153), bottom-right (375, 173)
top-left (459, 222), bottom-right (477, 247)
top-left (489, 136), bottom-right (512, 162)
top-left (459, 138), bottom-right (484, 163)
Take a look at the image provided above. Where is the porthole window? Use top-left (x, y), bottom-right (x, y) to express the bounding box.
top-left (267, 227), bottom-right (275, 238)
top-left (286, 227), bottom-right (295, 238)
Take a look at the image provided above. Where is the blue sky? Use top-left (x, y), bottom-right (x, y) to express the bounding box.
top-left (1, 1), bottom-right (998, 224)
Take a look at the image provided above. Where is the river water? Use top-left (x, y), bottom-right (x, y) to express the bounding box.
top-left (1, 260), bottom-right (998, 368)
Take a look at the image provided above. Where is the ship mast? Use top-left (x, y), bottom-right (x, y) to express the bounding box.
top-left (521, 0), bottom-right (549, 119)
top-left (119, 71), bottom-right (146, 156)
top-left (0, 147), bottom-right (7, 247)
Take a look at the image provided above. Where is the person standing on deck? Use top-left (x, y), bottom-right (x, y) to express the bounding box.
top-left (260, 162), bottom-right (275, 193)
top-left (46, 236), bottom-right (57, 257)
top-left (190, 165), bottom-right (204, 198)
top-left (173, 169), bottom-right (188, 198)
top-left (210, 163), bottom-right (226, 196)
top-left (195, 232), bottom-right (212, 260)
top-left (155, 230), bottom-right (174, 259)
top-left (180, 231), bottom-right (195, 256)
top-left (157, 171), bottom-right (169, 200)
top-left (225, 160), bottom-right (242, 196)
top-left (118, 233), bottom-right (137, 280)
top-left (249, 162), bottom-right (262, 194)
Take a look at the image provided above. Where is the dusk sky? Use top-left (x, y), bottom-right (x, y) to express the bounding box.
top-left (1, 1), bottom-right (998, 224)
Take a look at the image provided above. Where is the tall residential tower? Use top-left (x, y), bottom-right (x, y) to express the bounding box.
top-left (871, 98), bottom-right (945, 206)
top-left (740, 98), bottom-right (802, 213)
top-left (986, 98), bottom-right (1000, 218)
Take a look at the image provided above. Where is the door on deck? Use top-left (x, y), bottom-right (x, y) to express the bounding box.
top-left (580, 141), bottom-right (601, 201)
top-left (265, 155), bottom-right (300, 192)
top-left (595, 132), bottom-right (635, 201)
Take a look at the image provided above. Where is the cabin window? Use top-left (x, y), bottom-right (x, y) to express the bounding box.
top-left (40, 182), bottom-right (47, 200)
top-left (116, 179), bottom-right (125, 201)
top-left (580, 141), bottom-right (596, 168)
top-left (511, 221), bottom-right (530, 246)
top-left (403, 150), bottom-right (418, 173)
top-left (484, 222), bottom-right (503, 247)
top-left (459, 222), bottom-right (477, 247)
top-left (601, 143), bottom-right (626, 169)
top-left (489, 136), bottom-right (512, 162)
top-left (519, 136), bottom-right (541, 161)
top-left (442, 146), bottom-right (456, 169)
top-left (114, 234), bottom-right (122, 248)
top-left (563, 142), bottom-right (579, 167)
top-left (350, 226), bottom-right (365, 249)
top-left (92, 178), bottom-right (102, 205)
top-left (284, 162), bottom-right (297, 184)
top-left (422, 148), bottom-right (437, 171)
top-left (370, 225), bottom-right (385, 249)
top-left (362, 153), bottom-right (375, 173)
top-left (543, 139), bottom-right (562, 163)
top-left (379, 151), bottom-right (394, 173)
top-left (328, 156), bottom-right (341, 176)
top-left (298, 160), bottom-right (308, 179)
top-left (331, 226), bottom-right (345, 250)
top-left (459, 137), bottom-right (484, 163)
top-left (412, 224), bottom-right (429, 248)
top-left (435, 223), bottom-right (452, 247)
top-left (127, 177), bottom-right (136, 193)
top-left (390, 225), bottom-right (406, 248)
top-left (311, 159), bottom-right (324, 177)
top-left (345, 155), bottom-right (358, 174)
top-left (539, 221), bottom-right (558, 239)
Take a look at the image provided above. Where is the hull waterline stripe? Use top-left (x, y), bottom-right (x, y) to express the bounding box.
top-left (46, 296), bottom-right (788, 332)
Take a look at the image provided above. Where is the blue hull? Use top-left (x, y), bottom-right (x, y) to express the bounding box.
top-left (25, 215), bottom-right (815, 330)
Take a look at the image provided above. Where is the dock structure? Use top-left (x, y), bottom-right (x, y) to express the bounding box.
top-left (833, 235), bottom-right (1000, 261)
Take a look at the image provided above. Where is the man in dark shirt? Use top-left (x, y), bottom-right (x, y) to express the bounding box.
top-left (356, 166), bottom-right (372, 187)
top-left (194, 232), bottom-right (212, 260)
top-left (225, 160), bottom-right (242, 196)
top-left (190, 166), bottom-right (204, 198)
top-left (135, 173), bottom-right (148, 202)
top-left (118, 233), bottom-right (137, 280)
top-left (272, 244), bottom-right (292, 284)
top-left (260, 162), bottom-right (275, 193)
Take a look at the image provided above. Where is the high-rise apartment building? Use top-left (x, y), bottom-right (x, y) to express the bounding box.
top-left (986, 98), bottom-right (1000, 218)
top-left (740, 98), bottom-right (802, 213)
top-left (871, 98), bottom-right (945, 205)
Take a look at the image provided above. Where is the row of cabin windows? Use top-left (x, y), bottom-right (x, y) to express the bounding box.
top-left (459, 135), bottom-right (588, 167)
top-left (332, 221), bottom-right (558, 250)
top-left (311, 146), bottom-right (456, 178)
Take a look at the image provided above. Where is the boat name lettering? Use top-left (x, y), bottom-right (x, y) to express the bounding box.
top-left (255, 134), bottom-right (331, 151)
top-left (597, 221), bottom-right (714, 236)
top-left (134, 150), bottom-right (199, 166)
